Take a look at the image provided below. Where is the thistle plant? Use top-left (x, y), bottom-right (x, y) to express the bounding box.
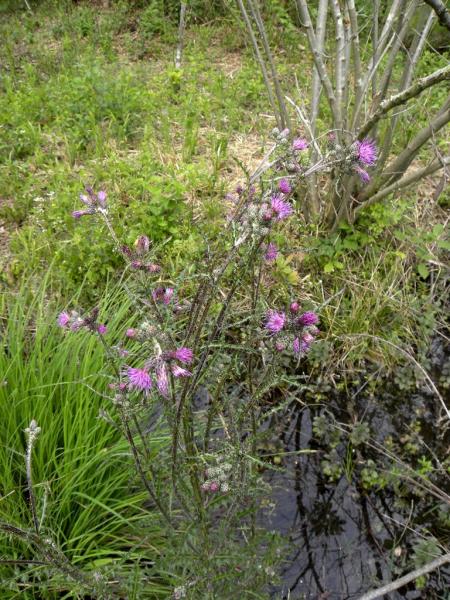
top-left (44, 128), bottom-right (338, 597)
top-left (3, 124), bottom-right (382, 596)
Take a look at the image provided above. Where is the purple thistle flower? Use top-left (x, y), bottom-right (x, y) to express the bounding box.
top-left (57, 312), bottom-right (70, 328)
top-left (72, 210), bottom-right (91, 219)
top-left (292, 138), bottom-right (308, 151)
top-left (354, 165), bottom-right (371, 183)
top-left (172, 347), bottom-right (193, 364)
top-left (270, 195), bottom-right (293, 221)
top-left (265, 310), bottom-right (286, 334)
top-left (127, 367), bottom-right (152, 392)
top-left (278, 178), bottom-right (291, 195)
top-left (290, 302), bottom-right (299, 313)
top-left (126, 328), bottom-right (136, 338)
top-left (264, 242), bottom-right (278, 262)
top-left (97, 324), bottom-right (107, 335)
top-left (293, 337), bottom-right (310, 354)
top-left (97, 190), bottom-right (107, 207)
top-left (134, 235), bottom-right (150, 255)
top-left (302, 332), bottom-right (314, 345)
top-left (298, 311), bottom-right (319, 326)
top-left (146, 263), bottom-right (161, 273)
top-left (156, 362), bottom-right (169, 398)
top-left (70, 318), bottom-right (84, 331)
top-left (152, 287), bottom-right (174, 304)
top-left (163, 288), bottom-right (174, 305)
top-left (356, 138), bottom-right (377, 166)
top-left (171, 364), bottom-right (191, 378)
top-left (209, 481), bottom-right (220, 493)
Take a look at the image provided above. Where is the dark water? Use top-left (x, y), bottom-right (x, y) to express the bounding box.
top-left (261, 342), bottom-right (450, 599)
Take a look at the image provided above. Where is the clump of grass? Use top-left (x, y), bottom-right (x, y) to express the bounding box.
top-left (0, 272), bottom-right (170, 598)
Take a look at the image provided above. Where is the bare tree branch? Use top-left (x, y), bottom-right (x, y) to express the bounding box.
top-left (355, 156), bottom-right (450, 214)
top-left (331, 0), bottom-right (346, 131)
top-left (359, 98), bottom-right (450, 203)
top-left (175, 2), bottom-right (187, 70)
top-left (245, 0), bottom-right (290, 129)
top-left (235, 0), bottom-right (282, 129)
top-left (358, 63), bottom-right (450, 138)
top-left (378, 7), bottom-right (436, 170)
top-left (423, 0), bottom-right (450, 31)
top-left (357, 552), bottom-right (450, 600)
top-left (296, 0), bottom-right (341, 130)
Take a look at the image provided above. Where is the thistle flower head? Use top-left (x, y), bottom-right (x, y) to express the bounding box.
top-left (265, 310), bottom-right (286, 334)
top-left (264, 242), bottom-right (278, 262)
top-left (172, 347), bottom-right (193, 364)
top-left (292, 138), bottom-right (308, 151)
top-left (152, 287), bottom-right (174, 304)
top-left (290, 302), bottom-right (299, 313)
top-left (126, 367), bottom-right (152, 392)
top-left (171, 364), bottom-right (191, 378)
top-left (97, 324), bottom-right (107, 335)
top-left (356, 138), bottom-right (377, 166)
top-left (57, 312), bottom-right (70, 328)
top-left (298, 311), bottom-right (319, 326)
top-left (270, 195), bottom-right (293, 221)
top-left (293, 337), bottom-right (310, 354)
top-left (156, 362), bottom-right (169, 398)
top-left (97, 190), bottom-right (107, 207)
top-left (278, 178), bottom-right (291, 195)
top-left (354, 165), bottom-right (371, 183)
top-left (134, 235), bottom-right (150, 255)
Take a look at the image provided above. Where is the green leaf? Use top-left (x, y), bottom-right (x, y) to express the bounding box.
top-left (417, 263), bottom-right (429, 279)
top-left (324, 262), bottom-right (335, 273)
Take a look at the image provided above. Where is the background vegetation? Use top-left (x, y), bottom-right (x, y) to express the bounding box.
top-left (0, 1), bottom-right (448, 597)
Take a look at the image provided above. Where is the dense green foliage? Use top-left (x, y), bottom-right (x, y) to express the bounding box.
top-left (0, 276), bottom-right (171, 597)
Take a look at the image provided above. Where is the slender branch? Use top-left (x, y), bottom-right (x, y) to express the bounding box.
top-left (376, 0), bottom-right (420, 108)
top-left (175, 2), bottom-right (187, 70)
top-left (310, 0), bottom-right (328, 136)
top-left (331, 0), bottom-right (346, 131)
top-left (352, 0), bottom-right (404, 128)
top-left (296, 0), bottom-right (341, 130)
top-left (24, 420), bottom-right (40, 535)
top-left (378, 7), bottom-right (436, 170)
top-left (246, 0), bottom-right (290, 129)
top-left (372, 0), bottom-right (380, 100)
top-left (355, 156), bottom-right (450, 214)
top-left (358, 63), bottom-right (450, 138)
top-left (235, 0), bottom-right (282, 128)
top-left (357, 552), bottom-right (450, 600)
top-left (346, 0), bottom-right (363, 113)
top-left (358, 96), bottom-right (450, 204)
top-left (423, 0), bottom-right (450, 31)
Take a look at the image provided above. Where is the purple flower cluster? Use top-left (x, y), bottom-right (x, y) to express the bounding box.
top-left (124, 346), bottom-right (194, 397)
top-left (58, 310), bottom-right (107, 335)
top-left (72, 187), bottom-right (107, 219)
top-left (152, 287), bottom-right (174, 305)
top-left (264, 242), bottom-right (278, 262)
top-left (292, 138), bottom-right (308, 152)
top-left (353, 138), bottom-right (377, 183)
top-left (264, 304), bottom-right (319, 356)
top-left (261, 195), bottom-right (293, 222)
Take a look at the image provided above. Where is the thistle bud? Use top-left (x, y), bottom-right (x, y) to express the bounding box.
top-left (134, 235), bottom-right (150, 255)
